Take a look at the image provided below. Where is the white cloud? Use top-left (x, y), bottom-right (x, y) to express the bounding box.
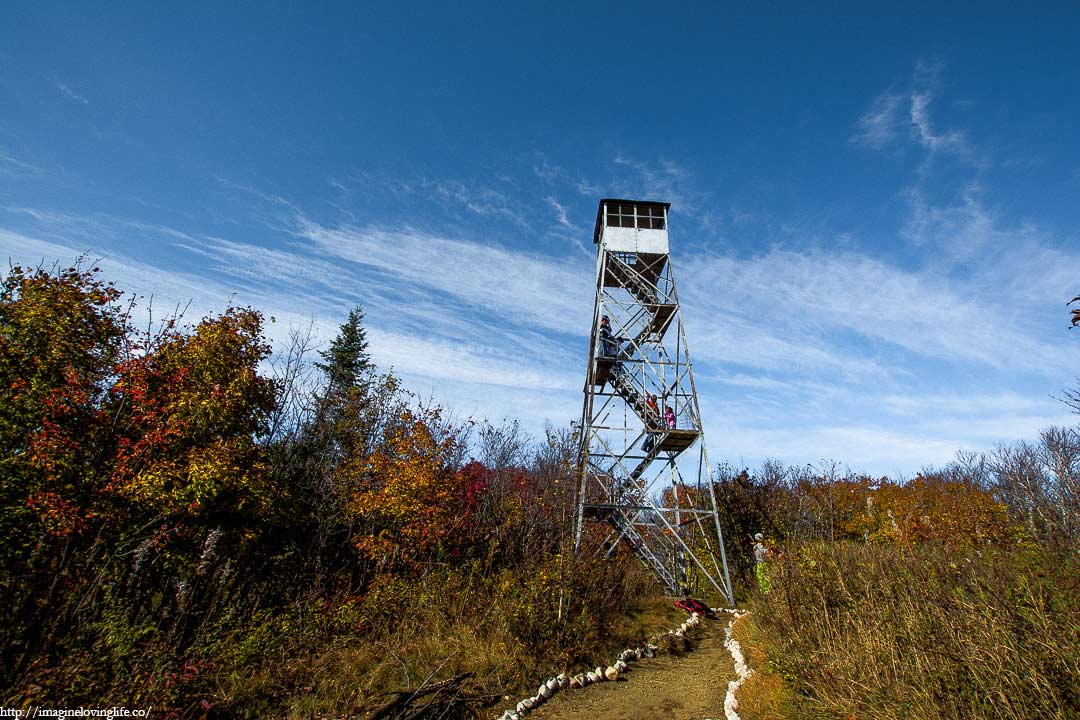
top-left (367, 327), bottom-right (577, 392)
top-left (707, 421), bottom-right (963, 476)
top-left (56, 82), bottom-right (89, 105)
top-left (879, 391), bottom-right (1051, 417)
top-left (4, 140), bottom-right (1077, 480)
top-left (910, 91), bottom-right (968, 155)
top-left (545, 196), bottom-right (575, 230)
top-left (0, 150), bottom-right (46, 177)
top-left (852, 61), bottom-right (969, 157)
top-left (295, 219), bottom-right (592, 337)
top-left (0, 228), bottom-right (259, 327)
top-left (425, 179), bottom-right (527, 227)
top-left (900, 185), bottom-right (998, 256)
top-left (685, 305), bottom-right (888, 378)
top-left (681, 241), bottom-right (1074, 377)
top-left (919, 411), bottom-right (1078, 444)
top-left (852, 92), bottom-right (904, 149)
top-left (901, 185), bottom-right (1080, 314)
top-left (703, 378), bottom-right (1078, 477)
top-left (612, 155), bottom-right (703, 212)
top-left (0, 230), bottom-right (90, 269)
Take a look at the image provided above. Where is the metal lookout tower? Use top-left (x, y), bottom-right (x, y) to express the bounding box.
top-left (574, 199), bottom-right (733, 603)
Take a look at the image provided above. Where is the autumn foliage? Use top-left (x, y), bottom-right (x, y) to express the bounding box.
top-left (1, 264), bottom-right (126, 545)
top-left (717, 454), bottom-right (1078, 719)
top-left (1, 262), bottom-right (1075, 718)
top-left (0, 262), bottom-right (650, 715)
top-left (345, 409), bottom-right (468, 570)
top-left (107, 306), bottom-right (276, 519)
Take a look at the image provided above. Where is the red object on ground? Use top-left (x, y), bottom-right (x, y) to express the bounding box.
top-left (674, 597), bottom-right (715, 617)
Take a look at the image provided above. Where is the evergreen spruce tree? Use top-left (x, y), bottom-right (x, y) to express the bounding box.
top-left (315, 305), bottom-right (372, 394)
top-left (292, 305), bottom-right (380, 589)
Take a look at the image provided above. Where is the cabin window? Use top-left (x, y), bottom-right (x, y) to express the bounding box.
top-left (606, 203), bottom-right (635, 228)
top-left (639, 204), bottom-right (666, 229)
top-left (605, 203), bottom-right (666, 230)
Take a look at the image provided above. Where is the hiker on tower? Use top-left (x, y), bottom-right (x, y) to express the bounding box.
top-left (599, 315), bottom-right (619, 357)
top-left (599, 315), bottom-right (630, 378)
top-left (642, 393), bottom-right (661, 452)
top-left (644, 393), bottom-right (658, 420)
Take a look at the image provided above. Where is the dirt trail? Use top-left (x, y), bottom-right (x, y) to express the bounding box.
top-left (527, 615), bottom-right (734, 720)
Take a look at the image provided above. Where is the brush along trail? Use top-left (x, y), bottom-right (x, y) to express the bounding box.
top-left (527, 611), bottom-right (737, 720)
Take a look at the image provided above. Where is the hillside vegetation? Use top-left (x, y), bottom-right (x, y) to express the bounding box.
top-left (716, 456), bottom-right (1079, 720)
top-left (1, 262), bottom-right (1077, 719)
top-left (0, 263), bottom-right (659, 717)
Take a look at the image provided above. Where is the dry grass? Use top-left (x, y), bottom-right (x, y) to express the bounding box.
top-left (200, 556), bottom-right (667, 718)
top-left (754, 542), bottom-right (1080, 720)
top-left (730, 613), bottom-right (800, 720)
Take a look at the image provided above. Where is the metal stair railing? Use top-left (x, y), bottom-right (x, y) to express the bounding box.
top-left (630, 303), bottom-right (676, 347)
top-left (628, 438), bottom-right (665, 480)
top-left (606, 257), bottom-right (677, 349)
top-left (608, 370), bottom-right (662, 430)
top-left (607, 255), bottom-right (658, 305)
top-left (607, 510), bottom-right (678, 594)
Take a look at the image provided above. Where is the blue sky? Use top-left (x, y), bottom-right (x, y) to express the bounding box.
top-left (2, 3), bottom-right (1079, 476)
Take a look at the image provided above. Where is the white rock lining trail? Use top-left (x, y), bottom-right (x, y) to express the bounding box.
top-left (493, 608), bottom-right (750, 720)
top-left (719, 608), bottom-right (752, 720)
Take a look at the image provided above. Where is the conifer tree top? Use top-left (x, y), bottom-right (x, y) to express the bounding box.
top-left (316, 306), bottom-right (372, 391)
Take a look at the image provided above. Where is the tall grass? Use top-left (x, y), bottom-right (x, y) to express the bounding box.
top-left (204, 555), bottom-right (658, 718)
top-left (754, 542), bottom-right (1079, 720)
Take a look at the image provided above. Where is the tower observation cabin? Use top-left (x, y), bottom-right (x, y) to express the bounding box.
top-left (575, 199), bottom-right (733, 602)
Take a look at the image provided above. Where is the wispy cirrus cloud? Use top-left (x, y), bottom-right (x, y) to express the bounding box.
top-left (530, 152), bottom-right (598, 198)
top-left (710, 396), bottom-right (1075, 475)
top-left (692, 60), bottom-right (1077, 473)
top-left (545, 196), bottom-right (576, 231)
top-left (612, 155), bottom-right (703, 210)
top-left (0, 228), bottom-right (250, 322)
top-left (845, 62), bottom-right (1077, 377)
top-left (708, 420), bottom-right (965, 475)
top-left (852, 92), bottom-right (905, 149)
top-left (852, 61), bottom-right (969, 157)
top-left (56, 81), bottom-right (89, 105)
top-left (299, 170), bottom-right (537, 230)
top-left (294, 218), bottom-right (591, 337)
top-left (909, 90), bottom-right (968, 155)
top-left (683, 244), bottom-right (1074, 378)
top-left (425, 178), bottom-right (527, 227)
top-left (901, 183), bottom-right (1080, 313)
top-left (880, 390), bottom-right (1049, 417)
top-left (0, 149), bottom-right (46, 177)
top-left (684, 303), bottom-right (889, 379)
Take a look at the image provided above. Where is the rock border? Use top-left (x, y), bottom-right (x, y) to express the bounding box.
top-left (493, 612), bottom-right (709, 719)
top-left (717, 607), bottom-right (752, 720)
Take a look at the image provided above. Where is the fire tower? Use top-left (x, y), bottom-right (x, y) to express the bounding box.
top-left (574, 199), bottom-right (733, 603)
